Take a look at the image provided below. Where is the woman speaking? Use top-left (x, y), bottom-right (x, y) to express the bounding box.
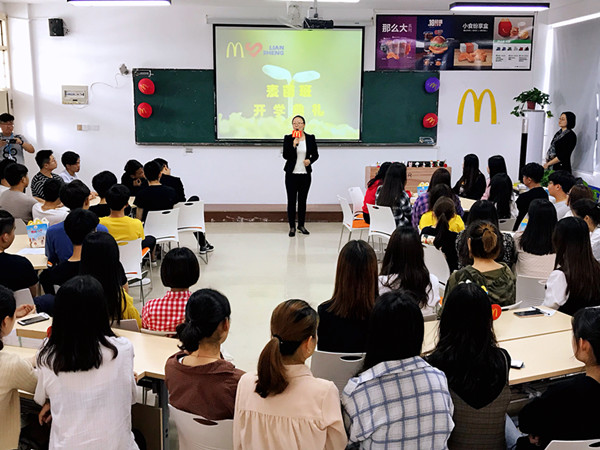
top-left (544, 111), bottom-right (577, 173)
top-left (283, 115), bottom-right (319, 237)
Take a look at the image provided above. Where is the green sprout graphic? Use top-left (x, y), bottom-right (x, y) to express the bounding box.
top-left (262, 65), bottom-right (320, 118)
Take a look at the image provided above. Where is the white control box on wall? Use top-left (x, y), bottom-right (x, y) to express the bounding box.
top-left (62, 85), bottom-right (88, 105)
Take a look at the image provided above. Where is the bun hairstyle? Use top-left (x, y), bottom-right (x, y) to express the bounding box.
top-left (255, 299), bottom-right (318, 398)
top-left (573, 307), bottom-right (600, 363)
top-left (0, 285), bottom-right (16, 351)
top-left (176, 289), bottom-right (231, 353)
top-left (572, 199), bottom-right (600, 227)
top-left (468, 220), bottom-right (502, 260)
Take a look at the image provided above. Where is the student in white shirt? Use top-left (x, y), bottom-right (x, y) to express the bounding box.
top-left (35, 275), bottom-right (139, 450)
top-left (32, 178), bottom-right (69, 226)
top-left (571, 198), bottom-right (600, 262)
top-left (58, 151), bottom-right (80, 183)
top-left (543, 217), bottom-right (600, 316)
top-left (547, 170), bottom-right (576, 220)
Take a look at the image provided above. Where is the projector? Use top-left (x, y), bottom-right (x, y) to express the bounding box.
top-left (303, 18), bottom-right (334, 29)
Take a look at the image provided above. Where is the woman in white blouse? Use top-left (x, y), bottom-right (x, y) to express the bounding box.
top-left (233, 299), bottom-right (346, 450)
top-left (543, 218), bottom-right (600, 315)
top-left (571, 198), bottom-right (600, 261)
top-left (35, 276), bottom-right (139, 450)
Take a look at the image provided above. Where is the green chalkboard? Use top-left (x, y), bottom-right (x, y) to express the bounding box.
top-left (361, 71), bottom-right (439, 144)
top-left (133, 69), bottom-right (215, 144)
top-left (133, 69), bottom-right (438, 145)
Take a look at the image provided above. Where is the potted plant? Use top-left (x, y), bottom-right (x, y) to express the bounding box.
top-left (511, 87), bottom-right (553, 118)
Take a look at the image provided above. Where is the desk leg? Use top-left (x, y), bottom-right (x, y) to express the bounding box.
top-left (154, 379), bottom-right (170, 450)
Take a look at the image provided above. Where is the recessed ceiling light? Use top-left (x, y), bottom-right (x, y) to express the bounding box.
top-left (449, 2), bottom-right (550, 12)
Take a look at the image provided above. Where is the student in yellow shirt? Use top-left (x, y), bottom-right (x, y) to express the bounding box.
top-left (419, 184), bottom-right (465, 232)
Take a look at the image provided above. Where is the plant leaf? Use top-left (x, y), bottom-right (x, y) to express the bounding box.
top-left (292, 71), bottom-right (320, 83)
top-left (262, 65), bottom-right (291, 82)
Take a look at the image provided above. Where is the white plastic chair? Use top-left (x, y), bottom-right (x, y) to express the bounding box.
top-left (14, 288), bottom-right (34, 307)
top-left (111, 319), bottom-right (140, 332)
top-left (143, 209), bottom-right (180, 256)
top-left (117, 239), bottom-right (151, 302)
top-left (423, 244), bottom-right (450, 287)
top-left (367, 204), bottom-right (396, 254)
top-left (516, 275), bottom-right (547, 309)
top-left (169, 405), bottom-right (234, 450)
top-left (501, 301), bottom-right (523, 311)
top-left (546, 440), bottom-right (600, 449)
top-left (175, 201), bottom-right (208, 263)
top-left (337, 196), bottom-right (369, 250)
top-left (348, 186), bottom-right (365, 217)
top-left (310, 350), bottom-right (365, 394)
top-left (499, 217), bottom-right (516, 232)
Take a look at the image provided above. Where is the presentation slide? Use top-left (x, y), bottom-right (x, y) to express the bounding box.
top-left (214, 26), bottom-right (363, 141)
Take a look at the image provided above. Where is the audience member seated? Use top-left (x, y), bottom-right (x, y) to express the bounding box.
top-left (481, 155), bottom-right (508, 200)
top-left (80, 232), bottom-right (141, 328)
top-left (31, 178), bottom-right (68, 226)
top-left (30, 150), bottom-right (63, 200)
top-left (89, 170), bottom-right (129, 218)
top-left (142, 247), bottom-right (199, 332)
top-left (120, 159), bottom-right (148, 197)
top-left (0, 285), bottom-right (37, 450)
top-left (412, 167), bottom-right (464, 229)
top-left (514, 199), bottom-right (557, 279)
top-left (419, 184), bottom-right (465, 232)
top-left (58, 151), bottom-right (80, 183)
top-left (45, 180), bottom-right (108, 265)
top-left (165, 288), bottom-right (244, 420)
top-left (363, 162), bottom-right (390, 225)
top-left (35, 276), bottom-right (139, 449)
top-left (0, 163), bottom-right (38, 223)
top-left (342, 291), bottom-right (454, 448)
top-left (543, 217), bottom-right (600, 315)
top-left (488, 173), bottom-right (515, 220)
top-left (380, 227), bottom-right (440, 315)
top-left (572, 199), bottom-right (600, 261)
top-left (0, 158), bottom-right (14, 195)
top-left (134, 160), bottom-right (177, 222)
top-left (514, 163), bottom-right (548, 230)
top-left (100, 184), bottom-right (155, 254)
top-left (39, 209), bottom-right (98, 295)
top-left (453, 153), bottom-right (486, 200)
top-left (233, 299), bottom-right (347, 450)
top-left (547, 170), bottom-right (576, 220)
top-left (428, 283), bottom-right (511, 449)
top-left (421, 197), bottom-right (460, 272)
top-left (375, 162), bottom-right (411, 227)
top-left (564, 183), bottom-right (594, 218)
top-left (317, 240), bottom-right (377, 353)
top-left (446, 221), bottom-right (516, 307)
top-left (154, 158), bottom-right (185, 203)
top-left (456, 200), bottom-right (516, 269)
top-left (517, 307), bottom-right (600, 449)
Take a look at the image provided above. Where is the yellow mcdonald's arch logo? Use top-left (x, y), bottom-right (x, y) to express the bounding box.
top-left (226, 42), bottom-right (244, 58)
top-left (457, 89), bottom-right (497, 125)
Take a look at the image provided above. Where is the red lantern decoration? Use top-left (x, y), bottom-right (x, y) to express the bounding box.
top-left (491, 304), bottom-right (502, 321)
top-left (423, 113), bottom-right (438, 128)
top-left (138, 78), bottom-right (155, 95)
top-left (137, 102), bottom-right (153, 119)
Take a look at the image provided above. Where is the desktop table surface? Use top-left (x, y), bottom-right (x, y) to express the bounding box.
top-left (6, 234), bottom-right (48, 270)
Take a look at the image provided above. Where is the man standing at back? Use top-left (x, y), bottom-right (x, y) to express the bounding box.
top-left (0, 113), bottom-right (35, 164)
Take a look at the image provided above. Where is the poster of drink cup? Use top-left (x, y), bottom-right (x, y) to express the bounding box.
top-left (492, 17), bottom-right (534, 69)
top-left (375, 16), bottom-right (417, 70)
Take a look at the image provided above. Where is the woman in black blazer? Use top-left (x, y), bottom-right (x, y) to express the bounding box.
top-left (544, 111), bottom-right (577, 174)
top-left (283, 115), bottom-right (319, 237)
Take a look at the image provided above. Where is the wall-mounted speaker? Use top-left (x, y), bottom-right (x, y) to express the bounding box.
top-left (49, 18), bottom-right (65, 37)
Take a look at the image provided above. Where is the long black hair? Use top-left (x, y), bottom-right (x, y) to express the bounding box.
top-left (367, 162), bottom-right (392, 188)
top-left (573, 307), bottom-right (600, 363)
top-left (80, 232), bottom-right (126, 324)
top-left (519, 199), bottom-right (556, 255)
top-left (37, 276), bottom-right (117, 374)
top-left (376, 162), bottom-right (407, 207)
top-left (453, 154), bottom-right (481, 196)
top-left (488, 155), bottom-right (507, 180)
top-left (488, 173), bottom-right (513, 219)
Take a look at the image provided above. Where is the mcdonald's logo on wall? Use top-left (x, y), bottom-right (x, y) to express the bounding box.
top-left (226, 42), bottom-right (244, 58)
top-left (457, 89), bottom-right (497, 125)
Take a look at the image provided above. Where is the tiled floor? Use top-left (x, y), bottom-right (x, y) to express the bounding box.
top-left (133, 221), bottom-right (363, 373)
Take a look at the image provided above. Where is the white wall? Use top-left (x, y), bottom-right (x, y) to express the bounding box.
top-left (7, 2), bottom-right (534, 204)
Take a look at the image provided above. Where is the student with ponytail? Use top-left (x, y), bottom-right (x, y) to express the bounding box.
top-left (421, 197), bottom-right (460, 272)
top-left (233, 299), bottom-right (346, 450)
top-left (444, 221), bottom-right (516, 307)
top-left (572, 198), bottom-right (600, 261)
top-left (165, 288), bottom-right (243, 420)
top-left (418, 184), bottom-right (465, 232)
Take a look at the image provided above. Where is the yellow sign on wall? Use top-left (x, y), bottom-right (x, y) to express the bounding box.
top-left (457, 89), bottom-right (497, 125)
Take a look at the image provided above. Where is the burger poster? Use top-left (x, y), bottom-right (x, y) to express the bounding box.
top-left (376, 14), bottom-right (534, 71)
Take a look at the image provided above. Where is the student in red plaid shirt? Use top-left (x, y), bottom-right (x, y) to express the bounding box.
top-left (142, 247), bottom-right (200, 332)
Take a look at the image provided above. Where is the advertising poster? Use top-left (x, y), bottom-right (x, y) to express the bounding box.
top-left (375, 14), bottom-right (533, 71)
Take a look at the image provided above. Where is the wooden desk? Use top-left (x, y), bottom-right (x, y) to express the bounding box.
top-left (365, 166), bottom-right (452, 194)
top-left (6, 234), bottom-right (48, 270)
top-left (502, 331), bottom-right (584, 385)
top-left (423, 309), bottom-right (573, 353)
top-left (459, 197), bottom-right (476, 212)
top-left (89, 196), bottom-right (135, 207)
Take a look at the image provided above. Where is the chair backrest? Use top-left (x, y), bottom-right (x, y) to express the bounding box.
top-left (367, 204), bottom-right (396, 239)
top-left (15, 219), bottom-right (27, 235)
top-left (13, 288), bottom-right (34, 307)
top-left (310, 350), bottom-right (365, 393)
top-left (337, 196), bottom-right (354, 230)
top-left (546, 440), bottom-right (600, 450)
top-left (423, 244), bottom-right (450, 286)
top-left (175, 201), bottom-right (206, 234)
top-left (144, 209), bottom-right (180, 244)
top-left (169, 405), bottom-right (234, 450)
top-left (141, 328), bottom-right (173, 337)
top-left (111, 319), bottom-right (140, 332)
top-left (117, 239), bottom-right (143, 280)
top-left (348, 186), bottom-right (364, 215)
top-left (516, 275), bottom-right (547, 309)
top-left (501, 300), bottom-right (522, 311)
top-left (498, 217), bottom-right (516, 232)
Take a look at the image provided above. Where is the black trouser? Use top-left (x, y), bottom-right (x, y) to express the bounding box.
top-left (363, 212), bottom-right (370, 224)
top-left (285, 172), bottom-right (311, 228)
